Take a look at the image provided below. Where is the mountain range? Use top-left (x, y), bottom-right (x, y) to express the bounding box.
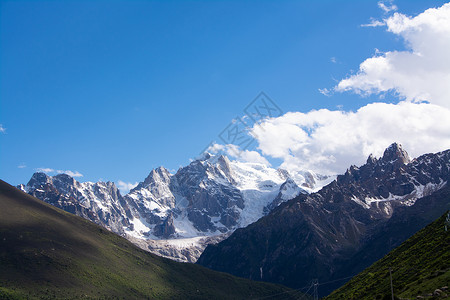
top-left (18, 153), bottom-right (332, 262)
top-left (14, 142), bottom-right (450, 297)
top-left (197, 143), bottom-right (450, 296)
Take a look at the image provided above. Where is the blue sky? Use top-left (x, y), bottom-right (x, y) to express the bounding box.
top-left (1, 0), bottom-right (450, 192)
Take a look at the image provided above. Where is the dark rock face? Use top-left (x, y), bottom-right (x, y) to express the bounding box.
top-left (197, 144), bottom-right (450, 296)
top-left (153, 213), bottom-right (176, 238)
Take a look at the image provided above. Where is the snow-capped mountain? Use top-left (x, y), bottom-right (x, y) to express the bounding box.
top-left (19, 153), bottom-right (332, 262)
top-left (124, 154), bottom-right (332, 241)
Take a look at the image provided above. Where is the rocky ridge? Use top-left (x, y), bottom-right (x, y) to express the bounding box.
top-left (197, 143), bottom-right (450, 295)
top-left (19, 153), bottom-right (331, 262)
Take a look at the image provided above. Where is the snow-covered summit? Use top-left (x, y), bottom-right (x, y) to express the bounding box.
top-left (20, 153), bottom-right (331, 262)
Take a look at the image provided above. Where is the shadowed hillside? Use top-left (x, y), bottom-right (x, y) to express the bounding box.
top-left (0, 180), bottom-right (301, 299)
top-left (326, 211), bottom-right (450, 299)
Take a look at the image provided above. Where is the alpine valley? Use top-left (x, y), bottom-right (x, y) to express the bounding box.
top-left (18, 153), bottom-right (332, 263)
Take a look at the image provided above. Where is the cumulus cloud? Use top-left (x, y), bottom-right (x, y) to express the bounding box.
top-left (117, 180), bottom-right (138, 194)
top-left (336, 2), bottom-right (450, 109)
top-left (207, 143), bottom-right (270, 165)
top-left (35, 168), bottom-right (83, 177)
top-left (251, 102), bottom-right (450, 175)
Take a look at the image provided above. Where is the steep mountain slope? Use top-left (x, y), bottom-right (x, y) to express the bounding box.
top-left (197, 144), bottom-right (450, 296)
top-left (326, 211), bottom-right (450, 299)
top-left (0, 179), bottom-right (301, 299)
top-left (330, 182), bottom-right (450, 285)
top-left (20, 154), bottom-right (331, 262)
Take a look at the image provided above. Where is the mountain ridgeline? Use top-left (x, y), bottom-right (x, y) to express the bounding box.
top-left (0, 180), bottom-right (302, 299)
top-left (197, 144), bottom-right (450, 296)
top-left (11, 143), bottom-right (450, 298)
top-left (18, 154), bottom-right (329, 262)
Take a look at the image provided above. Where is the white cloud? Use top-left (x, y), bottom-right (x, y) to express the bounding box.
top-left (36, 168), bottom-right (55, 173)
top-left (57, 170), bottom-right (83, 177)
top-left (207, 143), bottom-right (271, 166)
top-left (205, 143), bottom-right (226, 154)
top-left (361, 18), bottom-right (385, 27)
top-left (18, 163), bottom-right (26, 169)
top-left (203, 3), bottom-right (450, 179)
top-left (35, 168), bottom-right (83, 177)
top-left (378, 1), bottom-right (397, 13)
top-left (318, 88), bottom-right (332, 97)
top-left (0, 124), bottom-right (6, 133)
top-left (117, 180), bottom-right (138, 194)
top-left (251, 102), bottom-right (450, 175)
top-left (337, 2), bottom-right (450, 109)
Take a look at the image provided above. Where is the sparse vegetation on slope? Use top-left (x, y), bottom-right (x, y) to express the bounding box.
top-left (0, 180), bottom-right (300, 299)
top-left (326, 211), bottom-right (450, 300)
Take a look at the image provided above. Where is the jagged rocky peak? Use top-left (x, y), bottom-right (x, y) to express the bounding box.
top-left (27, 172), bottom-right (52, 188)
top-left (21, 171), bottom-right (131, 235)
top-left (347, 165), bottom-right (359, 173)
top-left (187, 152), bottom-right (235, 184)
top-left (93, 181), bottom-right (123, 199)
top-left (381, 142), bottom-right (411, 166)
top-left (366, 153), bottom-right (377, 165)
top-left (52, 173), bottom-right (79, 190)
top-left (342, 143), bottom-right (412, 183)
top-left (197, 152), bottom-right (228, 165)
top-left (130, 166), bottom-right (173, 194)
top-left (144, 166), bottom-right (172, 185)
top-left (342, 165), bottom-right (359, 181)
top-left (175, 160), bottom-right (208, 188)
top-left (127, 166), bottom-right (176, 211)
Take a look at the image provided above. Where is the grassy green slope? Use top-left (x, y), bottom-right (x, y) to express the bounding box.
top-left (326, 211), bottom-right (450, 300)
top-left (0, 180), bottom-right (301, 300)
